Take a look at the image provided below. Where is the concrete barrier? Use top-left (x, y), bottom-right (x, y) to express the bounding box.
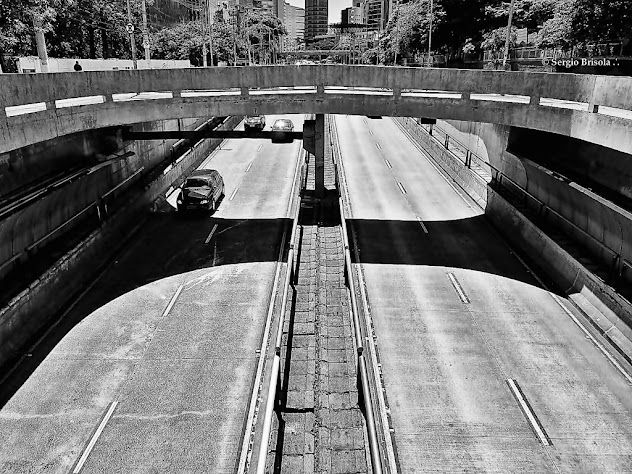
top-left (0, 116), bottom-right (243, 370)
top-left (393, 117), bottom-right (488, 209)
top-left (485, 185), bottom-right (632, 333)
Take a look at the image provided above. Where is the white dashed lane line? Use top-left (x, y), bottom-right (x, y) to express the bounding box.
top-left (205, 223), bottom-right (219, 244)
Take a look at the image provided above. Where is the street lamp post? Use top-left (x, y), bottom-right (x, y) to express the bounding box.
top-left (126, 0), bottom-right (138, 69)
top-left (502, 0), bottom-right (516, 69)
top-left (141, 0), bottom-right (150, 62)
top-left (427, 0), bottom-right (433, 67)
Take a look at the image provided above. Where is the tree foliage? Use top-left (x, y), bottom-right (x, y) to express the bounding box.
top-left (381, 0), bottom-right (445, 64)
top-left (0, 0), bottom-right (150, 61)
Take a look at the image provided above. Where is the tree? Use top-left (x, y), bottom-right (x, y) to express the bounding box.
top-left (242, 11), bottom-right (286, 64)
top-left (481, 25), bottom-right (517, 58)
top-left (0, 0), bottom-right (56, 69)
top-left (537, 0), bottom-right (632, 49)
top-left (0, 0), bottom-right (152, 62)
top-left (382, 0), bottom-right (445, 64)
top-left (151, 20), bottom-right (205, 65)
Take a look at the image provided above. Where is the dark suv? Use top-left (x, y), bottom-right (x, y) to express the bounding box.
top-left (244, 115), bottom-right (266, 131)
top-left (177, 169), bottom-right (225, 212)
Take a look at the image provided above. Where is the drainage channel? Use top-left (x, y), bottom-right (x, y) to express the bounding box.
top-left (257, 122), bottom-right (372, 473)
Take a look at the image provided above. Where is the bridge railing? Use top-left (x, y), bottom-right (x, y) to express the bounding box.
top-left (2, 65), bottom-right (632, 116)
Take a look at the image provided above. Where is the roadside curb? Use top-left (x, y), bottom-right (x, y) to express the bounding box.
top-left (568, 292), bottom-right (632, 370)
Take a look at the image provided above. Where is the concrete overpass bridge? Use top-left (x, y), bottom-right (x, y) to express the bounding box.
top-left (2, 65), bottom-right (632, 157)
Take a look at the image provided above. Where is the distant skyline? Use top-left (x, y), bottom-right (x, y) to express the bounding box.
top-left (285, 0), bottom-right (351, 24)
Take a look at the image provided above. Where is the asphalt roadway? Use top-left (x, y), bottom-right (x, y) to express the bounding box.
top-left (0, 115), bottom-right (304, 473)
top-left (336, 115), bottom-right (632, 473)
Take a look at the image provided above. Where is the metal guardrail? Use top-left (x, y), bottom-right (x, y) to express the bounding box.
top-left (421, 122), bottom-right (632, 284)
top-left (25, 202), bottom-right (97, 254)
top-left (329, 116), bottom-right (388, 474)
top-left (336, 164), bottom-right (383, 474)
top-left (255, 150), bottom-right (306, 474)
top-left (485, 42), bottom-right (629, 61)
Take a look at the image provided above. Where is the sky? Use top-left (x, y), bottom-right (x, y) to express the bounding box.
top-left (285, 0), bottom-right (351, 24)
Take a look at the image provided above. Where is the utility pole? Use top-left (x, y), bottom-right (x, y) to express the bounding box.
top-left (201, 0), bottom-right (208, 66)
top-left (502, 0), bottom-right (516, 69)
top-left (208, 0), bottom-right (214, 66)
top-left (32, 16), bottom-right (50, 72)
top-left (141, 0), bottom-right (151, 62)
top-left (427, 0), bottom-right (433, 67)
top-left (126, 0), bottom-right (138, 69)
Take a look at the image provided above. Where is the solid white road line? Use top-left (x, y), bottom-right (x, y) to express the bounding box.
top-left (384, 159), bottom-right (392, 169)
top-left (550, 293), bottom-right (632, 385)
top-left (506, 379), bottom-right (551, 446)
top-left (229, 187), bottom-right (239, 201)
top-left (205, 223), bottom-right (219, 244)
top-left (397, 181), bottom-right (407, 195)
top-left (162, 284), bottom-right (184, 318)
top-left (73, 401), bottom-right (118, 473)
top-left (509, 249), bottom-right (632, 384)
top-left (415, 216), bottom-right (429, 234)
top-left (447, 272), bottom-right (469, 304)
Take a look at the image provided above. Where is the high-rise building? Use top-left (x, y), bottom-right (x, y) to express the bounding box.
top-left (341, 6), bottom-right (363, 24)
top-left (305, 0), bottom-right (328, 45)
top-left (364, 0), bottom-right (384, 31)
top-left (281, 2), bottom-right (305, 51)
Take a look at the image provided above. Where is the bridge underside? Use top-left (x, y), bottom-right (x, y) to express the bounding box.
top-left (4, 95), bottom-right (631, 158)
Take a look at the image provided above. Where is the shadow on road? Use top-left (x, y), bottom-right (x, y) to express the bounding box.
top-left (0, 213), bottom-right (290, 407)
top-left (348, 215), bottom-right (563, 292)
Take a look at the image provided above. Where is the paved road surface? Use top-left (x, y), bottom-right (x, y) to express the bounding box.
top-left (0, 115), bottom-right (304, 473)
top-left (336, 115), bottom-right (632, 473)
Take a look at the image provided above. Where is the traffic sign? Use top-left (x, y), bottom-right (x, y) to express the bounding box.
top-left (126, 23), bottom-right (134, 34)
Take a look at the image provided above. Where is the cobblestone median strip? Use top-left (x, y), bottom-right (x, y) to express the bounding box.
top-left (267, 125), bottom-right (369, 473)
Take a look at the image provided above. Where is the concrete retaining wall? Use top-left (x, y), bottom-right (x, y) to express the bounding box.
top-left (486, 186), bottom-right (632, 329)
top-left (0, 115), bottom-right (243, 370)
top-left (405, 117), bottom-right (632, 328)
top-left (394, 117), bottom-right (488, 209)
top-left (0, 118), bottom-right (203, 280)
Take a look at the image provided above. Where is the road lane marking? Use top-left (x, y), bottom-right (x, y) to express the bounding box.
top-left (375, 142), bottom-right (382, 150)
top-left (229, 186), bottom-right (239, 201)
top-left (162, 284), bottom-right (184, 318)
top-left (205, 223), bottom-right (219, 244)
top-left (447, 272), bottom-right (469, 303)
top-left (73, 401), bottom-right (118, 473)
top-left (550, 293), bottom-right (632, 384)
top-left (246, 162), bottom-right (253, 172)
top-left (397, 181), bottom-right (407, 195)
top-left (415, 216), bottom-right (428, 234)
top-left (257, 144), bottom-right (263, 152)
top-left (369, 129), bottom-right (374, 135)
top-left (383, 158), bottom-right (392, 169)
top-left (506, 379), bottom-right (551, 446)
top-left (509, 248), bottom-right (632, 385)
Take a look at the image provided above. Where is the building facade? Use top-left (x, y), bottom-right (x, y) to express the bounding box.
top-left (281, 2), bottom-right (306, 51)
top-left (305, 0), bottom-right (328, 45)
